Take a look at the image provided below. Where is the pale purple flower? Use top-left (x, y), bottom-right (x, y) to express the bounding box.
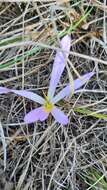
top-left (0, 35), bottom-right (94, 125)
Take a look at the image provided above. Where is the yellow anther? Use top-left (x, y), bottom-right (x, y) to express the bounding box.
top-left (43, 100), bottom-right (53, 112)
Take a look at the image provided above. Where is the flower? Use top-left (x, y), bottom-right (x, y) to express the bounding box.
top-left (0, 35), bottom-right (94, 125)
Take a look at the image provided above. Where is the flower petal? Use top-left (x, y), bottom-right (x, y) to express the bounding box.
top-left (48, 35), bottom-right (71, 100)
top-left (52, 72), bottom-right (94, 104)
top-left (24, 107), bottom-right (49, 124)
top-left (51, 106), bottom-right (68, 125)
top-left (0, 87), bottom-right (11, 94)
top-left (11, 89), bottom-right (45, 104)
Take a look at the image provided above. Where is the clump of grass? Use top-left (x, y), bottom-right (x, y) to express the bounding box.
top-left (81, 168), bottom-right (107, 190)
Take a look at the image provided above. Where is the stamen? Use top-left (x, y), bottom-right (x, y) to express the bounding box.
top-left (43, 99), bottom-right (54, 112)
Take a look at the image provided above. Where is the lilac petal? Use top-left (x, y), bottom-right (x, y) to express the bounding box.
top-left (0, 87), bottom-right (11, 94)
top-left (52, 72), bottom-right (94, 104)
top-left (11, 89), bottom-right (45, 104)
top-left (51, 106), bottom-right (68, 125)
top-left (24, 107), bottom-right (49, 124)
top-left (48, 35), bottom-right (71, 100)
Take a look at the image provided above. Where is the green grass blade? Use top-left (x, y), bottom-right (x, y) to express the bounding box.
top-left (74, 107), bottom-right (107, 120)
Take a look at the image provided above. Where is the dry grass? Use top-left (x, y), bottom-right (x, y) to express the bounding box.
top-left (0, 1), bottom-right (107, 190)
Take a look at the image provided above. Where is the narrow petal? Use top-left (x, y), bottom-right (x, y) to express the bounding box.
top-left (52, 72), bottom-right (94, 104)
top-left (0, 87), bottom-right (10, 94)
top-left (24, 107), bottom-right (49, 124)
top-left (51, 106), bottom-right (68, 125)
top-left (48, 35), bottom-right (71, 100)
top-left (11, 89), bottom-right (45, 104)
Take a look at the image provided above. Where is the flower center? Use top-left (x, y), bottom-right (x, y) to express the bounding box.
top-left (43, 100), bottom-right (53, 112)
